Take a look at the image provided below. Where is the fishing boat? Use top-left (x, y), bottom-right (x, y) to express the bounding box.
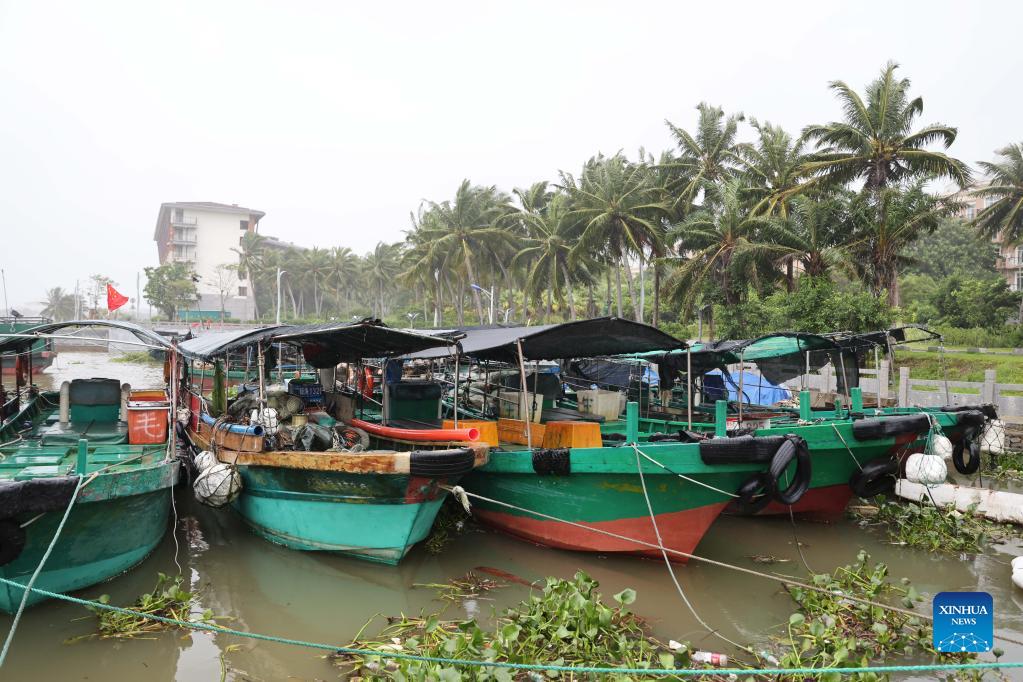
top-left (0, 321), bottom-right (180, 612)
top-left (0, 316), bottom-right (54, 379)
top-left (395, 320), bottom-right (935, 560)
top-left (178, 321), bottom-right (488, 565)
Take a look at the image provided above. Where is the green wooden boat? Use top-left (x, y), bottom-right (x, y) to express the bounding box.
top-left (178, 321), bottom-right (489, 565)
top-left (0, 321), bottom-right (180, 612)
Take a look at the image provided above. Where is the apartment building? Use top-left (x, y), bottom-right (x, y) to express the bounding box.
top-left (950, 181), bottom-right (1023, 290)
top-left (153, 202), bottom-right (265, 319)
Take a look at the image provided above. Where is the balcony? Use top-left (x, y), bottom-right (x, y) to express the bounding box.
top-left (171, 215), bottom-right (198, 227)
top-left (997, 256), bottom-right (1023, 270)
top-left (171, 232), bottom-right (197, 245)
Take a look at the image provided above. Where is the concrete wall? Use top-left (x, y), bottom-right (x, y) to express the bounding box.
top-left (174, 207), bottom-right (256, 319)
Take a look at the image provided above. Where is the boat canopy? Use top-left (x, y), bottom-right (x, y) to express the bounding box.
top-left (401, 317), bottom-right (685, 363)
top-left (0, 319), bottom-right (175, 355)
top-left (826, 325), bottom-right (943, 353)
top-left (178, 320), bottom-right (454, 367)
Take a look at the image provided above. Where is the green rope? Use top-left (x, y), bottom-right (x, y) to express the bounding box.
top-left (0, 475), bottom-right (84, 666)
top-left (0, 576), bottom-right (1018, 677)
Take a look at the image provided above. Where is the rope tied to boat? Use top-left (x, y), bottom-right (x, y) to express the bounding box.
top-left (629, 444), bottom-right (740, 498)
top-left (449, 485), bottom-right (471, 513)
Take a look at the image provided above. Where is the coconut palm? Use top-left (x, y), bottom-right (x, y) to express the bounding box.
top-left (301, 247), bottom-right (333, 316)
top-left (845, 181), bottom-right (960, 304)
top-left (232, 232), bottom-right (266, 319)
top-left (662, 103), bottom-right (744, 210)
top-left (328, 247), bottom-right (361, 317)
top-left (561, 154), bottom-right (667, 321)
top-left (735, 119), bottom-right (812, 217)
top-left (363, 242), bottom-right (402, 319)
top-left (39, 287), bottom-right (79, 321)
top-left (972, 143), bottom-right (1023, 244)
top-left (762, 193), bottom-right (851, 284)
top-left (663, 179), bottom-right (785, 312)
top-left (801, 62), bottom-right (971, 191)
top-left (420, 180), bottom-right (516, 324)
top-left (513, 193), bottom-right (594, 322)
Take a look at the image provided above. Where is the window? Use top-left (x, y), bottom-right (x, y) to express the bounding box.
top-left (173, 208), bottom-right (183, 222)
top-left (965, 205), bottom-right (976, 220)
top-left (239, 220), bottom-right (248, 230)
top-left (1015, 271), bottom-right (1023, 293)
top-left (239, 236), bottom-right (244, 245)
top-left (238, 286), bottom-right (248, 297)
top-left (985, 195), bottom-right (998, 208)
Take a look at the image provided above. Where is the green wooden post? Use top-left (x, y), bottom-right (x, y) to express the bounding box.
top-left (799, 390), bottom-right (811, 421)
top-left (715, 400), bottom-right (727, 437)
top-left (834, 396), bottom-right (843, 418)
top-left (77, 438), bottom-right (88, 475)
top-left (850, 387), bottom-right (863, 412)
top-left (626, 401), bottom-right (638, 444)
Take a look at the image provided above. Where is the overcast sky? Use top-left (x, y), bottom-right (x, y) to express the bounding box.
top-left (1, 0), bottom-right (1019, 313)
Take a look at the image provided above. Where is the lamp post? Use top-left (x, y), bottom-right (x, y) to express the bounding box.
top-left (471, 284), bottom-right (495, 325)
top-left (275, 269), bottom-right (287, 325)
top-left (406, 311), bottom-right (420, 328)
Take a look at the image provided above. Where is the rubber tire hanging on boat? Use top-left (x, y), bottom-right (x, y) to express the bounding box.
top-left (851, 414), bottom-right (931, 441)
top-left (408, 448), bottom-right (477, 477)
top-left (952, 436), bottom-right (982, 475)
top-left (769, 436), bottom-right (812, 505)
top-left (0, 519), bottom-right (26, 567)
top-left (337, 425), bottom-right (370, 451)
top-left (848, 459), bottom-right (900, 498)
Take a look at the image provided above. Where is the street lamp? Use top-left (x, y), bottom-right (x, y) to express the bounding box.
top-left (470, 284), bottom-right (495, 325)
top-left (275, 269), bottom-right (288, 325)
top-left (406, 311), bottom-right (420, 328)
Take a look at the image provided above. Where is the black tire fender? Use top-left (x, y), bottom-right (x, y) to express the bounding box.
top-left (0, 519), bottom-right (27, 567)
top-left (851, 414), bottom-right (930, 441)
top-left (849, 459), bottom-right (899, 498)
top-left (952, 437), bottom-right (982, 475)
top-left (770, 436), bottom-right (812, 506)
top-left (734, 472), bottom-right (775, 515)
top-left (409, 447), bottom-right (477, 477)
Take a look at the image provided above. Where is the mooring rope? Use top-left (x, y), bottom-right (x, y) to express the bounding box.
top-left (0, 575), bottom-right (1018, 677)
top-left (631, 444), bottom-right (740, 498)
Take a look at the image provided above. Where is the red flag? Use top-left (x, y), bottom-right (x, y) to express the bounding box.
top-left (106, 284), bottom-right (129, 311)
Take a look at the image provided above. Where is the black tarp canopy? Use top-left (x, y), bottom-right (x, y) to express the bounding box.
top-left (177, 320), bottom-right (454, 368)
top-left (0, 320), bottom-right (175, 355)
top-left (403, 317), bottom-right (686, 363)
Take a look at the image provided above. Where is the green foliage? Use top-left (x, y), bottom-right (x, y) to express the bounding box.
top-left (779, 551), bottom-right (972, 680)
top-left (929, 326), bottom-right (1023, 349)
top-left (39, 287), bottom-right (82, 321)
top-left (972, 142), bottom-right (1023, 245)
top-left (930, 276), bottom-right (1020, 328)
top-left (334, 571), bottom-right (691, 680)
top-left (902, 218), bottom-right (998, 279)
top-left (713, 277), bottom-right (893, 339)
top-left (143, 262), bottom-right (198, 320)
top-left (852, 497), bottom-right (1006, 554)
top-left (72, 573), bottom-right (216, 641)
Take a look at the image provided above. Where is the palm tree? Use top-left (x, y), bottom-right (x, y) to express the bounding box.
top-left (972, 143), bottom-right (1023, 244)
top-left (662, 103), bottom-right (744, 210)
top-left (232, 232), bottom-right (266, 319)
top-left (363, 242), bottom-right (401, 319)
top-left (328, 247), bottom-right (361, 317)
top-left (845, 181), bottom-right (960, 304)
top-left (513, 193), bottom-right (594, 322)
top-left (763, 193), bottom-right (851, 284)
top-left (735, 119), bottom-right (811, 218)
top-left (801, 62), bottom-right (971, 191)
top-left (420, 180), bottom-right (516, 324)
top-left (301, 247), bottom-right (333, 316)
top-left (39, 287), bottom-right (78, 321)
top-left (561, 154), bottom-right (667, 322)
top-left (663, 179), bottom-right (785, 312)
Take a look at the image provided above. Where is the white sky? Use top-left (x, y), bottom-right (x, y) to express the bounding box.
top-left (1, 0), bottom-right (1019, 312)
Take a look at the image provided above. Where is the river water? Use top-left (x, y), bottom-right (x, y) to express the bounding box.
top-left (3, 352), bottom-right (1023, 680)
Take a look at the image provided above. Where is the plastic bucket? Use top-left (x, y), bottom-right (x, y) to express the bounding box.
top-left (127, 400), bottom-right (170, 444)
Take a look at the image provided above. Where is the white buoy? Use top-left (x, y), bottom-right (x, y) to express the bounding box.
top-left (982, 420), bottom-right (1005, 455)
top-left (193, 462), bottom-right (243, 508)
top-left (251, 407), bottom-right (280, 436)
top-left (193, 449), bottom-right (218, 471)
top-left (905, 452), bottom-right (947, 485)
top-left (1011, 556), bottom-right (1023, 571)
top-left (929, 433), bottom-right (953, 459)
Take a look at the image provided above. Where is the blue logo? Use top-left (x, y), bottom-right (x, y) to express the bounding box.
top-left (933, 591), bottom-right (993, 653)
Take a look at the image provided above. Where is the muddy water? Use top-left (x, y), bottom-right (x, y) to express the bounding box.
top-left (2, 352), bottom-right (1022, 680)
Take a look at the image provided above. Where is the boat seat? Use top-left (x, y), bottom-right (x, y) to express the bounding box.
top-left (40, 420), bottom-right (129, 446)
top-left (15, 465), bottom-right (64, 480)
top-left (68, 378), bottom-right (122, 423)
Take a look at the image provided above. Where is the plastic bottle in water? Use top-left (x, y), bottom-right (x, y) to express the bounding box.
top-left (692, 651), bottom-right (728, 666)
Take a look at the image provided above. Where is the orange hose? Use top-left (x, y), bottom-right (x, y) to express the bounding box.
top-left (351, 418), bottom-right (479, 443)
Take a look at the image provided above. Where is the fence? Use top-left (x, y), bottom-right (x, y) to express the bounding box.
top-left (782, 361), bottom-right (1023, 417)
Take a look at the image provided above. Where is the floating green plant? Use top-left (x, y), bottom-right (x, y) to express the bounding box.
top-left (851, 496), bottom-right (1015, 554)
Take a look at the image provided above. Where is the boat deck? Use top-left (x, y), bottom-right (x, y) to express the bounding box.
top-left (1, 403), bottom-right (168, 481)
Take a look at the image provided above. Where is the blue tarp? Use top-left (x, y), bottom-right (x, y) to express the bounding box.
top-left (706, 369), bottom-right (790, 405)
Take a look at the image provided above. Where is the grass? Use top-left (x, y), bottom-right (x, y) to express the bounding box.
top-left (111, 351), bottom-right (162, 365)
top-left (891, 349), bottom-right (1023, 385)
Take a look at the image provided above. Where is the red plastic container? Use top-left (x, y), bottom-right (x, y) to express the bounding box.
top-left (127, 400), bottom-right (170, 444)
